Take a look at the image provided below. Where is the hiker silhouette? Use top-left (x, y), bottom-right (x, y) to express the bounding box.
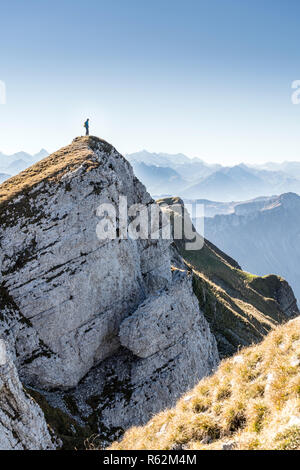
top-left (84, 118), bottom-right (89, 136)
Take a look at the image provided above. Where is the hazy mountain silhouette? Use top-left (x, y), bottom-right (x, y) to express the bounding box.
top-left (203, 192), bottom-right (300, 301)
top-left (127, 151), bottom-right (300, 201)
top-left (0, 149), bottom-right (49, 178)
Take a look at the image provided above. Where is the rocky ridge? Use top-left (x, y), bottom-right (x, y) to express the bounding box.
top-left (0, 137), bottom-right (219, 448)
top-left (0, 339), bottom-right (56, 450)
top-left (0, 137), bottom-right (298, 449)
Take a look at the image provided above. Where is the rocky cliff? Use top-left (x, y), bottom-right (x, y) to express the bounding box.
top-left (0, 136), bottom-right (219, 448)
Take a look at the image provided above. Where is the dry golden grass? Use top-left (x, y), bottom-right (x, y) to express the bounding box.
top-left (0, 137), bottom-right (100, 206)
top-left (110, 318), bottom-right (300, 450)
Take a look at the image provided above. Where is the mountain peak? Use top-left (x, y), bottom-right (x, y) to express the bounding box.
top-left (0, 136), bottom-right (114, 207)
top-left (279, 191), bottom-right (300, 202)
top-left (0, 136), bottom-right (219, 447)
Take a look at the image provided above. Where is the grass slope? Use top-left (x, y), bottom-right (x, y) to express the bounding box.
top-left (0, 136), bottom-right (113, 227)
top-left (111, 317), bottom-right (300, 450)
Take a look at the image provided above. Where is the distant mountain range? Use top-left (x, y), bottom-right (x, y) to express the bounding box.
top-left (201, 192), bottom-right (300, 302)
top-left (3, 148), bottom-right (300, 203)
top-left (0, 149), bottom-right (49, 178)
top-left (183, 195), bottom-right (279, 218)
top-left (181, 164), bottom-right (300, 201)
top-left (127, 151), bottom-right (300, 201)
top-left (127, 151), bottom-right (220, 194)
top-left (129, 162), bottom-right (186, 195)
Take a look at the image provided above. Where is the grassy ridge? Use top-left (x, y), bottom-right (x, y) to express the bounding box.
top-left (0, 137), bottom-right (112, 227)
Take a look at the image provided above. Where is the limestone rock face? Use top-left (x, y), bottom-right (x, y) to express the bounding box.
top-left (119, 270), bottom-right (216, 362)
top-left (0, 136), bottom-right (219, 443)
top-left (0, 137), bottom-right (173, 389)
top-left (0, 339), bottom-right (56, 450)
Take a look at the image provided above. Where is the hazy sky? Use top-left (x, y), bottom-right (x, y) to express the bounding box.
top-left (1, 0), bottom-right (300, 164)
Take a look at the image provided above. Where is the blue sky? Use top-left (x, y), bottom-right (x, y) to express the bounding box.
top-left (1, 0), bottom-right (300, 164)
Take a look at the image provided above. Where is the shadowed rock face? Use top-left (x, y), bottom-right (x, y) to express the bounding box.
top-left (0, 137), bottom-right (219, 445)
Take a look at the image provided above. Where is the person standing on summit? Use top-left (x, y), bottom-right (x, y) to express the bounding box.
top-left (84, 118), bottom-right (89, 136)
